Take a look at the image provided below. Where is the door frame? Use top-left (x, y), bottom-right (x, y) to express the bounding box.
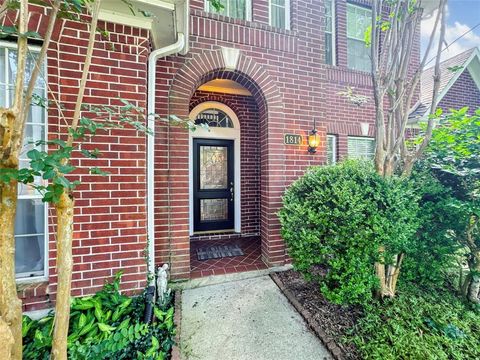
top-left (189, 101), bottom-right (241, 235)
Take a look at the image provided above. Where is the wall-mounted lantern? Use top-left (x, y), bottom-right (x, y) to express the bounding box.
top-left (308, 118), bottom-right (321, 153)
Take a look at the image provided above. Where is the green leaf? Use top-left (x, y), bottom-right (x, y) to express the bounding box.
top-left (27, 149), bottom-right (43, 161)
top-left (98, 323), bottom-right (116, 332)
top-left (78, 313), bottom-right (87, 328)
top-left (53, 176), bottom-right (71, 189)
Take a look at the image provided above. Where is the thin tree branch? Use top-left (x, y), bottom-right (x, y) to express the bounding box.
top-left (66, 0), bottom-right (102, 148)
top-left (16, 0), bottom-right (61, 142)
top-left (410, 0), bottom-right (446, 163)
top-left (12, 0), bottom-right (28, 115)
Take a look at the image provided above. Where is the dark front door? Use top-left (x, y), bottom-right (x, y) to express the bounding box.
top-left (193, 138), bottom-right (235, 232)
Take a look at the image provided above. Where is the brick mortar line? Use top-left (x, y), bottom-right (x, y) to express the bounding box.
top-left (270, 272), bottom-right (345, 360)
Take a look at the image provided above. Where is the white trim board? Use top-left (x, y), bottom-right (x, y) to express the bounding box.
top-left (188, 102), bottom-right (242, 236)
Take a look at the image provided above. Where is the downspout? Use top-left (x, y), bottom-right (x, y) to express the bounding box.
top-left (147, 32), bottom-right (186, 283)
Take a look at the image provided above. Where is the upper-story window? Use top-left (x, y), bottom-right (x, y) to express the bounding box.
top-left (206, 0), bottom-right (251, 21)
top-left (325, 0), bottom-right (335, 65)
top-left (346, 3), bottom-right (372, 72)
top-left (0, 41), bottom-right (48, 279)
top-left (270, 0), bottom-right (291, 30)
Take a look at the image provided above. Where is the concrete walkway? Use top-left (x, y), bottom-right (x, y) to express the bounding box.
top-left (180, 275), bottom-right (331, 360)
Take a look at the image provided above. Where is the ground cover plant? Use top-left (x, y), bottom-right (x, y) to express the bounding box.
top-left (22, 272), bottom-right (175, 360)
top-left (351, 284), bottom-right (480, 359)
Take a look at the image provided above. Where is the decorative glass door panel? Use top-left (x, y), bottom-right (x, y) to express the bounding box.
top-left (193, 139), bottom-right (234, 232)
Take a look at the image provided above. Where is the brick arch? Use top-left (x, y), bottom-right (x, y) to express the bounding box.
top-left (163, 49), bottom-right (287, 279)
top-left (168, 49), bottom-right (283, 118)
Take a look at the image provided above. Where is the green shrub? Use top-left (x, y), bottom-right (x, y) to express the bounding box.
top-left (22, 272), bottom-right (175, 360)
top-left (279, 160), bottom-right (419, 305)
top-left (402, 166), bottom-right (464, 287)
top-left (351, 285), bottom-right (480, 359)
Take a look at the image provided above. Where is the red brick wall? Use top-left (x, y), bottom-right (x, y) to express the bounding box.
top-left (190, 90), bottom-right (261, 237)
top-left (4, 6), bottom-right (150, 311)
top-left (438, 70), bottom-right (480, 114)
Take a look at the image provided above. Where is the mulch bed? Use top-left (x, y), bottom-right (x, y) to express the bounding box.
top-left (272, 269), bottom-right (363, 360)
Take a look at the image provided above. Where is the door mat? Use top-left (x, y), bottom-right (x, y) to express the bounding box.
top-left (196, 244), bottom-right (244, 261)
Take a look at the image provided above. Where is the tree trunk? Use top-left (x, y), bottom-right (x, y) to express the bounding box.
top-left (51, 191), bottom-right (74, 360)
top-left (0, 179), bottom-right (23, 360)
top-left (0, 317), bottom-right (14, 360)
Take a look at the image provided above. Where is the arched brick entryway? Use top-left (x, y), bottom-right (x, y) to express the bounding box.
top-left (155, 49), bottom-right (288, 279)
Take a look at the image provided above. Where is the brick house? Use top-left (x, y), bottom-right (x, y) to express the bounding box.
top-left (409, 47), bottom-right (480, 123)
top-left (4, 0), bottom-right (427, 312)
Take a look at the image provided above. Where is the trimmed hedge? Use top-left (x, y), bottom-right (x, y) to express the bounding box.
top-left (279, 161), bottom-right (419, 305)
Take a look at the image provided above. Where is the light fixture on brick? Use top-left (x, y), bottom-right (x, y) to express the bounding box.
top-left (308, 118), bottom-right (321, 153)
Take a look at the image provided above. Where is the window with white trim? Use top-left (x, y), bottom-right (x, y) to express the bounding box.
top-left (326, 134), bottom-right (337, 164)
top-left (325, 0), bottom-right (335, 65)
top-left (0, 42), bottom-right (48, 279)
top-left (205, 0), bottom-right (251, 21)
top-left (346, 3), bottom-right (372, 72)
top-left (270, 0), bottom-right (290, 30)
top-left (348, 136), bottom-right (375, 160)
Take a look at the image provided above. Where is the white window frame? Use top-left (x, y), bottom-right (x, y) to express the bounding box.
top-left (324, 0), bottom-right (336, 65)
top-left (205, 0), bottom-right (252, 21)
top-left (269, 0), bottom-right (291, 30)
top-left (188, 102), bottom-right (241, 235)
top-left (327, 134), bottom-right (337, 164)
top-left (346, 2), bottom-right (372, 72)
top-left (1, 40), bottom-right (49, 282)
top-left (347, 136), bottom-right (375, 160)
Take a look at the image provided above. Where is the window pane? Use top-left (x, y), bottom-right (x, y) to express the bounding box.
top-left (325, 33), bottom-right (333, 65)
top-left (8, 48), bottom-right (43, 88)
top-left (347, 39), bottom-right (371, 72)
top-left (209, 0), bottom-right (247, 20)
top-left (200, 146), bottom-right (228, 190)
top-left (325, 0), bottom-right (332, 32)
top-left (271, 5), bottom-right (285, 28)
top-left (347, 4), bottom-right (371, 40)
top-left (346, 4), bottom-right (371, 72)
top-left (200, 199), bottom-right (229, 221)
top-left (15, 198), bottom-right (45, 235)
top-left (348, 137), bottom-right (375, 159)
top-left (327, 135), bottom-right (336, 164)
top-left (195, 109), bottom-right (233, 128)
top-left (15, 235), bottom-right (45, 276)
top-left (230, 0), bottom-right (246, 19)
top-left (0, 48), bottom-right (5, 84)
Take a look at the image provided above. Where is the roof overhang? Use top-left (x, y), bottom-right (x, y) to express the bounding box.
top-left (408, 47), bottom-right (480, 126)
top-left (99, 0), bottom-right (189, 53)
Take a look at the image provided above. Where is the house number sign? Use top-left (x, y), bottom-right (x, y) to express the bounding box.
top-left (284, 134), bottom-right (302, 145)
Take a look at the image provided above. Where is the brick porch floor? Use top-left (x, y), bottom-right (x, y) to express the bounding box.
top-left (190, 236), bottom-right (267, 278)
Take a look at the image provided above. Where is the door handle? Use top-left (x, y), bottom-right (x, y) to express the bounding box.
top-left (229, 182), bottom-right (234, 202)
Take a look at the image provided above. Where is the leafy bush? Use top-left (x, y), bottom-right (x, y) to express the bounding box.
top-left (351, 284), bottom-right (480, 359)
top-left (401, 166), bottom-right (464, 286)
top-left (279, 161), bottom-right (419, 305)
top-left (23, 272), bottom-right (175, 360)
